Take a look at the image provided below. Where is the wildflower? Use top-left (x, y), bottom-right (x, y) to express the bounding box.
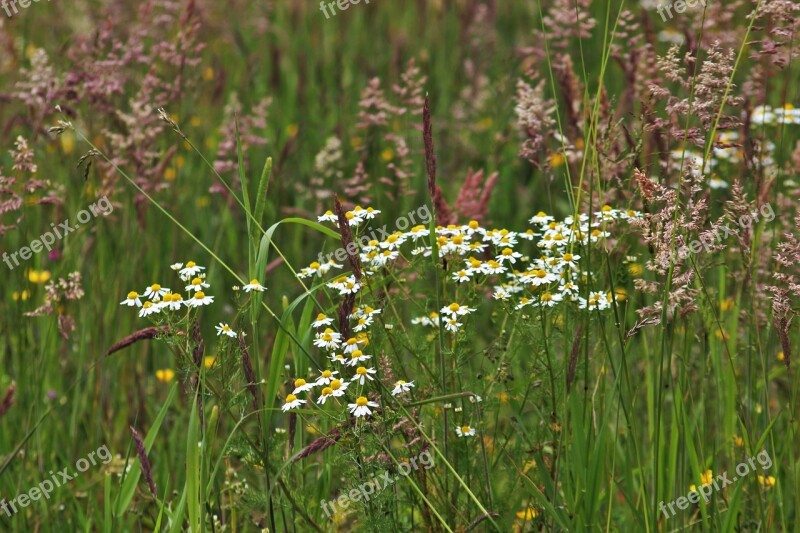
top-left (315, 369), bottom-right (339, 386)
top-left (159, 293), bottom-right (184, 310)
top-left (155, 369), bottom-right (175, 383)
top-left (329, 378), bottom-right (348, 397)
top-left (204, 356), bottom-right (216, 369)
top-left (537, 292), bottom-right (563, 308)
top-left (185, 277), bottom-right (210, 292)
top-left (558, 253), bottom-right (580, 270)
top-left (170, 263), bottom-right (183, 271)
top-left (312, 313), bottom-right (334, 328)
top-left (313, 328), bottom-right (342, 350)
top-left (215, 323), bottom-right (237, 338)
top-left (243, 279), bottom-right (265, 293)
top-left (353, 316), bottom-right (374, 332)
top-left (515, 297), bottom-right (533, 310)
top-left (187, 291), bottom-right (214, 307)
top-left (317, 210), bottom-right (338, 223)
top-left (292, 378), bottom-right (315, 394)
top-left (441, 302), bottom-right (475, 317)
top-left (516, 507), bottom-right (538, 521)
top-left (347, 349), bottom-right (371, 366)
top-left (444, 318), bottom-right (462, 333)
top-left (351, 366), bottom-right (377, 385)
top-left (138, 301), bottom-right (161, 318)
top-left (391, 380), bottom-right (415, 396)
top-left (327, 275), bottom-right (361, 295)
top-left (281, 394), bottom-right (306, 412)
top-left (497, 248), bottom-right (523, 264)
top-left (481, 260), bottom-right (507, 275)
top-left (412, 312), bottom-right (440, 327)
top-left (758, 475), bottom-right (776, 488)
top-left (28, 270), bottom-right (51, 284)
top-left (179, 261), bottom-right (205, 279)
top-left (578, 291), bottom-right (610, 311)
top-left (317, 387), bottom-right (335, 404)
top-left (143, 284), bottom-right (169, 302)
top-left (348, 396), bottom-right (379, 418)
top-left (342, 337), bottom-right (361, 354)
top-left (456, 425), bottom-right (476, 437)
top-left (120, 291), bottom-right (142, 307)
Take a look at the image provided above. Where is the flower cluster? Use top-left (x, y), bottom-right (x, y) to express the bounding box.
top-left (281, 306), bottom-right (414, 418)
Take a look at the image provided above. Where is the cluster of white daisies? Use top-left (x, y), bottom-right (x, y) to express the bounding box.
top-left (281, 305), bottom-right (415, 418)
top-left (302, 205), bottom-right (642, 328)
top-left (119, 261), bottom-right (266, 339)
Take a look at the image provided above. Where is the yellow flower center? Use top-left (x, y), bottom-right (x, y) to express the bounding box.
top-left (321, 387), bottom-right (333, 396)
top-left (356, 367), bottom-right (367, 375)
top-left (541, 293), bottom-right (553, 302)
top-left (331, 379), bottom-right (342, 390)
top-left (396, 380), bottom-right (406, 385)
top-left (322, 333), bottom-right (333, 342)
top-left (143, 301), bottom-right (153, 309)
top-left (150, 284), bottom-right (161, 291)
top-left (602, 204), bottom-right (613, 212)
top-left (351, 350), bottom-right (363, 359)
top-left (127, 291), bottom-right (138, 299)
top-left (195, 291), bottom-right (206, 299)
top-left (285, 394), bottom-right (297, 402)
top-left (310, 261), bottom-right (321, 269)
top-left (345, 211), bottom-right (355, 219)
top-left (356, 396), bottom-right (368, 406)
top-left (563, 253), bottom-right (573, 261)
top-left (460, 426), bottom-right (471, 434)
top-left (449, 303), bottom-right (460, 312)
top-left (294, 378), bottom-right (306, 387)
top-left (536, 211), bottom-right (547, 217)
top-left (222, 325), bottom-right (231, 331)
top-left (315, 313), bottom-right (327, 321)
top-left (346, 338), bottom-right (357, 345)
top-left (535, 270), bottom-right (547, 278)
top-left (321, 370), bottom-right (332, 378)
top-left (186, 261), bottom-right (196, 268)
top-left (451, 235), bottom-right (463, 245)
top-left (249, 279), bottom-right (259, 285)
top-left (468, 220), bottom-right (479, 229)
top-left (502, 248), bottom-right (512, 256)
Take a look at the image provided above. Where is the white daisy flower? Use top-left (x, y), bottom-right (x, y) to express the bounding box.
top-left (342, 337), bottom-right (361, 354)
top-left (327, 275), bottom-right (361, 295)
top-left (348, 396), bottom-right (379, 418)
top-left (452, 270), bottom-right (472, 283)
top-left (328, 378), bottom-right (348, 397)
top-left (441, 302), bottom-right (475, 317)
top-left (578, 291), bottom-right (611, 311)
top-left (143, 283), bottom-right (170, 302)
top-left (281, 394), bottom-right (306, 412)
top-left (480, 260), bottom-right (506, 275)
top-left (529, 211), bottom-right (554, 225)
top-left (170, 263), bottom-right (184, 271)
top-left (558, 253), bottom-right (580, 270)
top-left (347, 350), bottom-right (371, 366)
top-left (406, 225), bottom-right (430, 239)
top-left (187, 291), bottom-right (214, 307)
top-left (179, 261), bottom-right (205, 278)
top-left (456, 425), bottom-right (476, 437)
top-left (317, 210), bottom-right (338, 223)
top-left (361, 206), bottom-right (381, 219)
top-left (120, 291), bottom-right (142, 307)
top-left (317, 386), bottom-right (336, 404)
top-left (497, 248), bottom-right (523, 264)
top-left (138, 301), bottom-right (161, 318)
top-left (215, 323), bottom-right (237, 338)
top-left (537, 292), bottom-right (563, 307)
top-left (353, 316), bottom-right (374, 332)
top-left (351, 366), bottom-right (377, 385)
top-left (444, 318), bottom-right (462, 333)
top-left (243, 279), bottom-right (266, 292)
top-left (159, 293), bottom-right (184, 310)
top-left (292, 378), bottom-right (316, 394)
top-left (315, 369), bottom-right (339, 386)
top-left (330, 353), bottom-right (347, 364)
top-left (313, 328), bottom-right (342, 351)
top-left (185, 277), bottom-right (210, 292)
top-left (515, 297), bottom-right (534, 310)
top-left (391, 380), bottom-right (415, 396)
top-left (312, 313), bottom-right (334, 328)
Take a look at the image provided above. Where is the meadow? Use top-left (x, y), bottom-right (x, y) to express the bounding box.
top-left (1, 0), bottom-right (799, 531)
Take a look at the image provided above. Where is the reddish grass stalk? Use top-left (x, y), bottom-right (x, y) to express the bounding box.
top-left (129, 425), bottom-right (157, 499)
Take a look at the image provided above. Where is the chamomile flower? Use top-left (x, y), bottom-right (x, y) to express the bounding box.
top-left (515, 297), bottom-right (533, 310)
top-left (351, 366), bottom-right (377, 385)
top-left (215, 323), bottom-right (237, 338)
top-left (143, 284), bottom-right (170, 302)
top-left (243, 279), bottom-right (265, 292)
top-left (316, 386), bottom-right (334, 404)
top-left (138, 301), bottom-right (161, 318)
top-left (170, 263), bottom-right (183, 271)
top-left (342, 337), bottom-right (361, 354)
top-left (406, 225), bottom-right (430, 239)
top-left (347, 349), bottom-right (371, 366)
top-left (281, 394), bottom-right (306, 412)
top-left (456, 425), bottom-right (476, 437)
top-left (444, 318), bottom-right (463, 333)
top-left (315, 369), bottom-right (339, 386)
top-left (327, 275), bottom-right (361, 295)
top-left (529, 211), bottom-right (554, 225)
top-left (441, 302), bottom-right (475, 317)
top-left (317, 210), bottom-right (338, 223)
top-left (312, 313), bottom-right (334, 328)
top-left (187, 291), bottom-right (214, 307)
top-left (185, 277), bottom-right (210, 292)
top-left (391, 380), bottom-right (415, 396)
top-left (537, 292), bottom-right (563, 307)
top-left (558, 253), bottom-right (580, 270)
top-left (524, 269), bottom-right (558, 287)
top-left (412, 312), bottom-right (440, 327)
top-left (292, 378), bottom-right (315, 394)
top-left (353, 316), bottom-right (374, 332)
top-left (481, 260), bottom-right (506, 275)
top-left (348, 396), bottom-right (379, 418)
top-left (578, 291), bottom-right (610, 311)
top-left (361, 206), bottom-right (381, 219)
top-left (452, 270), bottom-right (472, 283)
top-left (179, 261), bottom-right (205, 279)
top-left (314, 328), bottom-right (342, 351)
top-left (120, 291), bottom-right (142, 307)
top-left (160, 293), bottom-right (184, 310)
top-left (328, 378), bottom-right (348, 397)
top-left (497, 248), bottom-right (523, 264)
